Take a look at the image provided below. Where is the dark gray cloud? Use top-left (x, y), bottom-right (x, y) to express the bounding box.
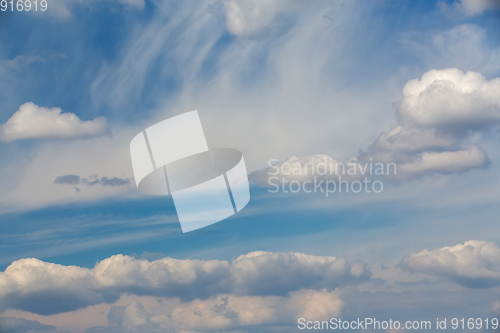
top-left (100, 177), bottom-right (131, 187)
top-left (54, 174), bottom-right (131, 188)
top-left (54, 174), bottom-right (80, 185)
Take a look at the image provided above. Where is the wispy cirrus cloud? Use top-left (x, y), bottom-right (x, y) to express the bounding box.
top-left (222, 0), bottom-right (299, 38)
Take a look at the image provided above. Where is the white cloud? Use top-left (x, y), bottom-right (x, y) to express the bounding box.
top-left (222, 0), bottom-right (292, 37)
top-left (0, 290), bottom-right (343, 332)
top-left (0, 251), bottom-right (369, 315)
top-left (4, 3), bottom-right (499, 211)
top-left (154, 290), bottom-right (342, 332)
top-left (95, 290), bottom-right (342, 332)
top-left (0, 102), bottom-right (108, 142)
top-left (400, 24), bottom-right (500, 76)
top-left (396, 145), bottom-right (489, 177)
top-left (90, 0), bottom-right (383, 172)
top-left (230, 251), bottom-right (369, 296)
top-left (32, 290), bottom-right (341, 332)
top-left (365, 68), bottom-right (498, 178)
top-left (397, 68), bottom-right (500, 132)
top-left (370, 126), bottom-right (457, 156)
top-left (363, 69), bottom-right (500, 178)
top-left (399, 240), bottom-right (500, 288)
top-left (458, 0), bottom-right (500, 16)
top-left (251, 68), bottom-right (499, 185)
top-left (249, 154), bottom-right (344, 186)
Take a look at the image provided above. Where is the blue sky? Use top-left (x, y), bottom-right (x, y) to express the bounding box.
top-left (1, 0), bottom-right (500, 332)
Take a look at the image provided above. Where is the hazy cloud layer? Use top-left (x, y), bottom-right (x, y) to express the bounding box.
top-left (399, 240), bottom-right (500, 288)
top-left (43, 0), bottom-right (145, 20)
top-left (0, 103), bottom-right (108, 142)
top-left (0, 251), bottom-right (369, 315)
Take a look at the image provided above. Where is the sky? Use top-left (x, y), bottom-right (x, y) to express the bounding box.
top-left (1, 0), bottom-right (500, 332)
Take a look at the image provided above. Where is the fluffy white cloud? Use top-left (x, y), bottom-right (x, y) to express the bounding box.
top-left (99, 290), bottom-right (342, 332)
top-left (0, 102), bottom-right (108, 142)
top-left (0, 251), bottom-right (369, 315)
top-left (399, 240), bottom-right (500, 288)
top-left (230, 251), bottom-right (368, 296)
top-left (364, 69), bottom-right (498, 178)
top-left (397, 68), bottom-right (500, 132)
top-left (251, 68), bottom-right (499, 184)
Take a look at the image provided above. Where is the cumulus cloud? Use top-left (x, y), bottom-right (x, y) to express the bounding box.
top-left (91, 290), bottom-right (342, 332)
top-left (230, 251), bottom-right (369, 296)
top-left (252, 69), bottom-right (498, 186)
top-left (363, 68), bottom-right (498, 178)
top-left (0, 251), bottom-right (369, 315)
top-left (0, 102), bottom-right (108, 142)
top-left (396, 68), bottom-right (500, 132)
top-left (399, 240), bottom-right (500, 288)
